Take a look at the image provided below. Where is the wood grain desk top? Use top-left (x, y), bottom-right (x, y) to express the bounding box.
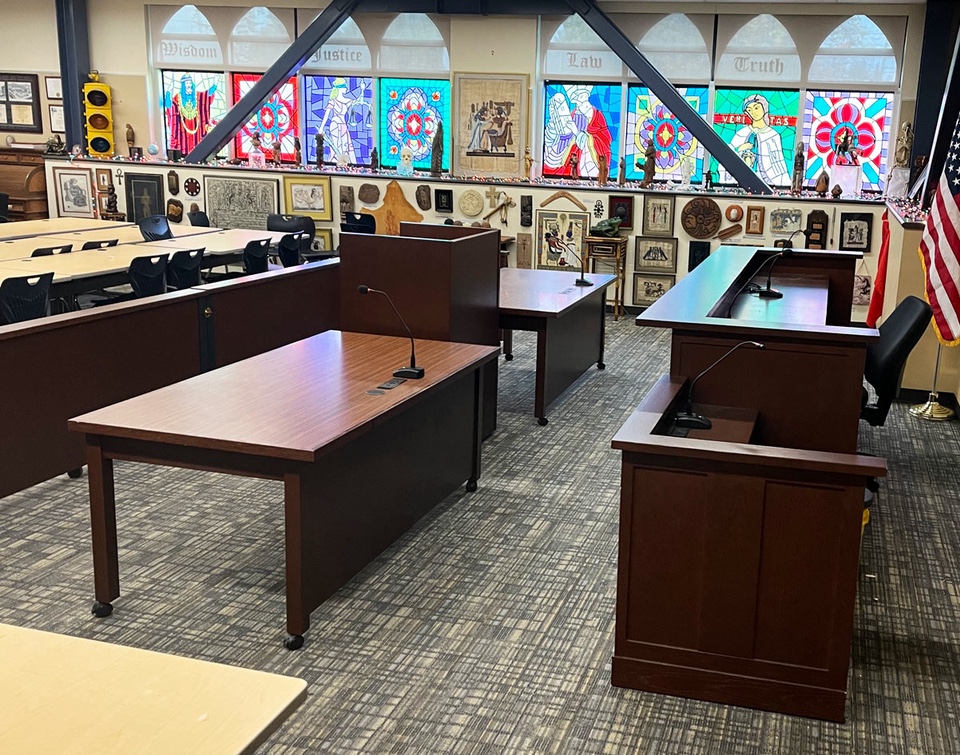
top-left (499, 267), bottom-right (616, 317)
top-left (727, 275), bottom-right (829, 327)
top-left (0, 623), bottom-right (306, 755)
top-left (70, 330), bottom-right (500, 462)
top-left (0, 217), bottom-right (133, 240)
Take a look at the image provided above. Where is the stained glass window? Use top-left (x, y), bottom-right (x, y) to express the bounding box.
top-left (304, 76), bottom-right (375, 166)
top-left (802, 90), bottom-right (893, 193)
top-left (231, 73), bottom-right (299, 161)
top-left (378, 77), bottom-right (450, 171)
top-left (161, 70), bottom-right (227, 155)
top-left (625, 85), bottom-right (708, 183)
top-left (541, 82), bottom-right (622, 179)
top-left (711, 88), bottom-right (800, 187)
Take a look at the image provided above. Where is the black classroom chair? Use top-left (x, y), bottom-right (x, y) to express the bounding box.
top-left (166, 249), bottom-right (204, 290)
top-left (129, 255), bottom-right (170, 298)
top-left (267, 214), bottom-right (315, 255)
top-left (32, 243), bottom-right (73, 257)
top-left (187, 210), bottom-right (211, 227)
top-left (81, 239), bottom-right (119, 250)
top-left (242, 238), bottom-right (271, 275)
top-left (341, 212), bottom-right (376, 235)
top-left (276, 232), bottom-right (305, 268)
top-left (0, 272), bottom-right (54, 323)
top-left (138, 215), bottom-right (174, 242)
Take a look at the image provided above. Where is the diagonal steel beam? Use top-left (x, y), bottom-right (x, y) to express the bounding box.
top-left (185, 0), bottom-right (360, 163)
top-left (566, 0), bottom-right (773, 195)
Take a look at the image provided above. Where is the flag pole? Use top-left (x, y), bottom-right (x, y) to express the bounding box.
top-left (910, 343), bottom-right (956, 420)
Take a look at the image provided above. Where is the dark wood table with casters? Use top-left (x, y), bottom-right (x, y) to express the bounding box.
top-left (69, 331), bottom-right (499, 650)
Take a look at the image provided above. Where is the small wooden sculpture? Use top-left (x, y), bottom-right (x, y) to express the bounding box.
top-left (105, 185), bottom-right (118, 213)
top-left (294, 137), bottom-right (302, 165)
top-left (272, 140), bottom-right (283, 166)
top-left (370, 146), bottom-right (379, 172)
top-left (125, 124), bottom-right (135, 148)
top-left (831, 184), bottom-right (843, 199)
top-left (815, 170), bottom-right (830, 197)
top-left (640, 141), bottom-right (656, 188)
top-left (894, 122), bottom-right (914, 168)
top-left (597, 153), bottom-right (609, 186)
top-left (431, 121), bottom-right (444, 177)
top-left (569, 152), bottom-right (579, 180)
top-left (315, 131), bottom-right (324, 167)
top-left (524, 147), bottom-right (533, 181)
top-left (791, 143), bottom-right (805, 194)
top-left (618, 157), bottom-right (626, 187)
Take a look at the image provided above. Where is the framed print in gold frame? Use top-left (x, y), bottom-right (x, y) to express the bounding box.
top-left (315, 228), bottom-right (334, 252)
top-left (283, 175), bottom-right (332, 221)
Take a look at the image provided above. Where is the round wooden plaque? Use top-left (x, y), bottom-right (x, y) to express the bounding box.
top-left (725, 204), bottom-right (744, 222)
top-left (681, 197), bottom-right (722, 239)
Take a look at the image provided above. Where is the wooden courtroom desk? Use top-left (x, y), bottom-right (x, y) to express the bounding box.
top-left (0, 623), bottom-right (307, 754)
top-left (499, 267), bottom-right (615, 425)
top-left (0, 217), bottom-right (132, 240)
top-left (69, 331), bottom-right (499, 649)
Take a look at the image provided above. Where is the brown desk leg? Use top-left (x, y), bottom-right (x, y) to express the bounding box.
top-left (283, 472), bottom-right (309, 651)
top-left (467, 365), bottom-right (484, 491)
top-left (535, 325), bottom-right (549, 425)
top-left (598, 299), bottom-right (607, 370)
top-left (502, 329), bottom-right (514, 360)
top-left (87, 437), bottom-right (119, 618)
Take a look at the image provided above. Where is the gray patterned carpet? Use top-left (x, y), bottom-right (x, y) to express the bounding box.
top-left (2, 315), bottom-right (959, 754)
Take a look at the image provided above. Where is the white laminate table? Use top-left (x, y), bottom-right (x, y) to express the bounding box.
top-left (0, 218), bottom-right (133, 240)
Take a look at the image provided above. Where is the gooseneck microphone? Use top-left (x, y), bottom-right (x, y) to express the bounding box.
top-left (757, 247), bottom-right (793, 299)
top-left (357, 284), bottom-right (425, 379)
top-left (724, 249), bottom-right (793, 316)
top-left (560, 248), bottom-right (594, 287)
top-left (674, 340), bottom-right (766, 430)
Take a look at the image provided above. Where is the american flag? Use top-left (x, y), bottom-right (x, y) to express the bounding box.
top-left (919, 109), bottom-right (960, 345)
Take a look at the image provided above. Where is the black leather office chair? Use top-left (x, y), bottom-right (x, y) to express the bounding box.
top-left (138, 215), bottom-right (174, 241)
top-left (32, 243), bottom-right (73, 257)
top-left (340, 212), bottom-right (376, 235)
top-left (81, 239), bottom-right (119, 250)
top-left (0, 272), bottom-right (53, 323)
top-left (166, 249), bottom-right (204, 290)
top-left (187, 210), bottom-right (211, 227)
top-left (276, 232), bottom-right (305, 267)
top-left (861, 295), bottom-right (932, 427)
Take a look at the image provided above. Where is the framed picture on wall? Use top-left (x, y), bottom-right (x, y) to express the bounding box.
top-left (315, 228), bottom-right (334, 252)
top-left (634, 272), bottom-right (675, 307)
top-left (44, 76), bottom-right (62, 100)
top-left (95, 168), bottom-right (113, 191)
top-left (608, 195), bottom-right (634, 230)
top-left (453, 73), bottom-right (528, 178)
top-left (635, 236), bottom-right (678, 273)
top-left (839, 213), bottom-right (873, 253)
top-left (435, 188), bottom-right (453, 213)
top-left (52, 167), bottom-right (96, 218)
top-left (204, 175), bottom-right (279, 229)
top-left (283, 175), bottom-right (332, 221)
top-left (535, 209), bottom-right (589, 271)
top-left (48, 104), bottom-right (64, 133)
top-left (745, 205), bottom-right (765, 235)
top-left (0, 73), bottom-right (41, 133)
top-left (688, 241), bottom-right (711, 273)
top-left (769, 208), bottom-right (803, 235)
top-left (124, 173), bottom-right (165, 223)
top-left (642, 194), bottom-right (674, 236)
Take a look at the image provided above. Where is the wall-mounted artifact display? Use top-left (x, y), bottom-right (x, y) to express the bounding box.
top-left (520, 195), bottom-right (533, 227)
top-left (805, 209), bottom-right (829, 249)
top-left (680, 197), bottom-right (721, 239)
top-left (454, 73), bottom-right (527, 178)
top-left (635, 236), bottom-right (678, 273)
top-left (838, 212), bottom-right (873, 253)
top-left (542, 82), bottom-right (621, 180)
top-left (458, 189), bottom-right (484, 218)
top-left (183, 177), bottom-right (201, 197)
top-left (769, 208), bottom-right (803, 234)
top-left (725, 204), bottom-right (743, 223)
top-left (282, 175), bottom-right (332, 222)
top-left (643, 195), bottom-right (675, 236)
top-left (593, 200), bottom-right (604, 218)
top-left (0, 73), bottom-right (41, 133)
top-left (516, 232), bottom-right (533, 269)
top-left (745, 205), bottom-right (765, 234)
top-left (853, 272), bottom-right (872, 306)
top-left (688, 241), bottom-right (711, 273)
top-left (379, 77), bottom-right (450, 172)
top-left (339, 185), bottom-right (355, 217)
top-left (608, 195), bottom-right (634, 230)
top-left (304, 76), bottom-right (375, 166)
top-left (633, 272), bottom-right (675, 307)
top-left (167, 170), bottom-right (179, 196)
top-left (52, 167), bottom-right (96, 219)
top-left (358, 183), bottom-right (380, 205)
top-left (435, 188), bottom-right (453, 213)
top-left (536, 209), bottom-right (589, 271)
top-left (166, 198), bottom-right (183, 223)
top-left (625, 85), bottom-right (707, 184)
top-left (369, 180), bottom-right (423, 235)
top-left (124, 172), bottom-right (165, 223)
top-left (95, 168), bottom-right (113, 192)
top-left (416, 184), bottom-right (432, 211)
top-left (204, 175), bottom-right (278, 229)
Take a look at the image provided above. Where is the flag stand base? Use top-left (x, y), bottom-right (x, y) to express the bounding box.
top-left (909, 393), bottom-right (956, 421)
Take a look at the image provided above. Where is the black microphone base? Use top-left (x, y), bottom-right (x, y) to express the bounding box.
top-left (674, 412), bottom-right (712, 430)
top-left (757, 288), bottom-right (784, 299)
top-left (394, 366), bottom-right (425, 379)
top-left (575, 277), bottom-right (594, 286)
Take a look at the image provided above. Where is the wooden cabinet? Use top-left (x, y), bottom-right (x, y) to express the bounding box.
top-left (0, 148), bottom-right (47, 220)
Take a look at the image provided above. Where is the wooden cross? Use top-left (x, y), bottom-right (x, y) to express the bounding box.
top-left (485, 186), bottom-right (500, 208)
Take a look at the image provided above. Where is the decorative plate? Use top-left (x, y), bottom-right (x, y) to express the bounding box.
top-left (725, 204), bottom-right (743, 222)
top-left (680, 197), bottom-right (722, 239)
top-left (458, 189), bottom-right (484, 218)
top-left (184, 177), bottom-right (201, 197)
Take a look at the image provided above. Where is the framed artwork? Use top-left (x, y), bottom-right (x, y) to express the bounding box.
top-left (0, 73), bottom-right (41, 133)
top-left (642, 194), bottom-right (675, 236)
top-left (283, 175), bottom-right (333, 221)
top-left (161, 71), bottom-right (227, 156)
top-left (839, 213), bottom-right (873, 253)
top-left (453, 73), bottom-right (527, 178)
top-left (97, 194), bottom-right (111, 214)
top-left (688, 241), bottom-right (711, 273)
top-left (635, 237), bottom-right (678, 273)
top-left (303, 76), bottom-right (375, 165)
top-left (435, 188), bottom-right (453, 213)
top-left (769, 208), bottom-right (803, 234)
top-left (625, 84), bottom-right (708, 183)
top-left (44, 76), bottom-right (62, 99)
top-left (124, 173), bottom-right (164, 223)
top-left (608, 195), bottom-right (634, 230)
top-left (542, 82), bottom-right (622, 180)
top-left (315, 228), bottom-right (334, 252)
top-left (745, 205), bottom-right (765, 235)
top-left (204, 176), bottom-right (279, 230)
top-left (634, 273), bottom-right (675, 307)
top-left (48, 104), bottom-right (64, 133)
top-left (52, 167), bottom-right (96, 219)
top-left (379, 77), bottom-right (450, 171)
top-left (535, 209), bottom-right (589, 271)
top-left (95, 168), bottom-right (113, 191)
top-left (853, 274), bottom-right (872, 306)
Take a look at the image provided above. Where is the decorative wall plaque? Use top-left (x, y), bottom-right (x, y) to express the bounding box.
top-left (339, 185), bottom-right (355, 217)
top-left (435, 189), bottom-right (453, 213)
top-left (183, 177), bottom-right (200, 197)
top-left (458, 189), bottom-right (484, 218)
top-left (415, 184), bottom-right (432, 211)
top-left (358, 183), bottom-right (380, 204)
top-left (516, 232), bottom-right (533, 269)
top-left (520, 195), bottom-right (533, 227)
top-left (167, 170), bottom-right (179, 196)
top-left (680, 197), bottom-right (722, 239)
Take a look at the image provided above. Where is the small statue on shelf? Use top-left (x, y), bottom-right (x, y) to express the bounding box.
top-left (44, 134), bottom-right (66, 156)
top-left (272, 139), bottom-right (283, 166)
top-left (431, 121), bottom-right (444, 177)
top-left (294, 137), bottom-right (302, 165)
top-left (315, 131), bottom-right (324, 168)
top-left (703, 169), bottom-right (714, 191)
top-left (370, 146), bottom-right (379, 172)
top-left (569, 152), bottom-right (579, 180)
top-left (618, 156), bottom-right (626, 187)
top-left (791, 142), bottom-right (805, 195)
top-left (125, 123), bottom-right (135, 149)
top-left (397, 146), bottom-right (414, 177)
top-left (248, 132), bottom-right (266, 169)
top-left (679, 156), bottom-right (693, 188)
top-left (105, 184), bottom-right (118, 213)
top-left (815, 170), bottom-right (830, 197)
top-left (640, 140), bottom-right (656, 188)
top-left (524, 147), bottom-right (533, 181)
top-left (597, 153), bottom-right (609, 186)
top-left (894, 122), bottom-right (914, 169)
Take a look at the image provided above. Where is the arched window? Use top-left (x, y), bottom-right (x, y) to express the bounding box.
top-left (229, 7), bottom-right (291, 69)
top-left (638, 14), bottom-right (710, 83)
top-left (305, 17), bottom-right (371, 71)
top-left (160, 70), bottom-right (227, 154)
top-left (809, 15), bottom-right (897, 85)
top-left (717, 15), bottom-right (801, 83)
top-left (543, 15), bottom-right (623, 79)
top-left (380, 14), bottom-right (449, 72)
top-left (155, 5), bottom-right (222, 66)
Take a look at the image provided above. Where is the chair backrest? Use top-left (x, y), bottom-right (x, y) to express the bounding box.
top-left (138, 215), bottom-right (174, 242)
top-left (341, 212), bottom-right (376, 235)
top-left (128, 255), bottom-right (169, 298)
top-left (242, 238), bottom-right (270, 275)
top-left (166, 248), bottom-right (204, 289)
top-left (0, 272), bottom-right (54, 323)
top-left (81, 239), bottom-right (119, 250)
top-left (187, 210), bottom-right (211, 227)
top-left (267, 214), bottom-right (315, 251)
top-left (32, 243), bottom-right (73, 257)
top-left (862, 295), bottom-right (932, 426)
top-left (277, 232), bottom-right (304, 268)
top-left (0, 191), bottom-right (8, 219)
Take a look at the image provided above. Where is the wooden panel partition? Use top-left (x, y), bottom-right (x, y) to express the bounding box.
top-left (0, 291), bottom-right (205, 498)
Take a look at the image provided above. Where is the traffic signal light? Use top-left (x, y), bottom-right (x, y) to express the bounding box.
top-left (83, 82), bottom-right (114, 157)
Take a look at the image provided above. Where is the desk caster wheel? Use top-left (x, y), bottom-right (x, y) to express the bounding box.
top-left (284, 634), bottom-right (304, 651)
top-left (92, 601), bottom-right (113, 618)
top-left (67, 468), bottom-right (83, 479)
top-left (537, 417), bottom-right (549, 426)
top-left (466, 479), bottom-right (478, 492)
top-left (597, 362), bottom-right (606, 370)
top-left (504, 354), bottom-right (514, 361)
